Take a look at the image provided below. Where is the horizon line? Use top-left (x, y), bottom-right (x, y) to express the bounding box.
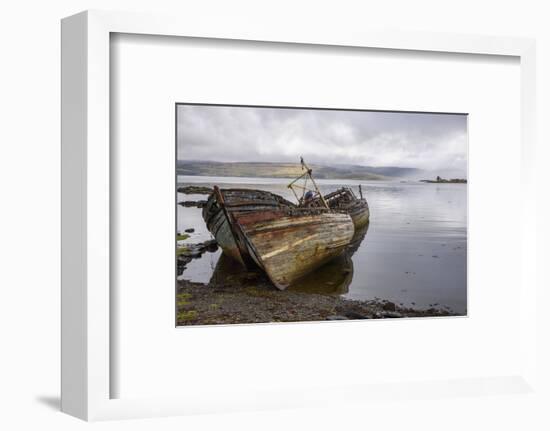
top-left (175, 159), bottom-right (423, 170)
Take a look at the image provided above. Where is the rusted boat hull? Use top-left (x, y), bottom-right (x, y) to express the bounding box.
top-left (202, 188), bottom-right (355, 289)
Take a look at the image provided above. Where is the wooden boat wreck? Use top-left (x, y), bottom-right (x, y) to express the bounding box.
top-left (320, 187), bottom-right (370, 228)
top-left (202, 187), bottom-right (354, 289)
top-left (288, 158), bottom-right (370, 228)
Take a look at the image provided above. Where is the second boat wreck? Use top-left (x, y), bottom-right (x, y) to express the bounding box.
top-left (202, 187), bottom-right (355, 289)
top-left (289, 158), bottom-right (370, 229)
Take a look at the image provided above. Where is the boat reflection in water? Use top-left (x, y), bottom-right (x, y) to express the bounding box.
top-left (208, 222), bottom-right (369, 295)
top-left (287, 222), bottom-right (369, 295)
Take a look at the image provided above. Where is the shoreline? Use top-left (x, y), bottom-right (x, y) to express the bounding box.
top-left (176, 276), bottom-right (456, 326)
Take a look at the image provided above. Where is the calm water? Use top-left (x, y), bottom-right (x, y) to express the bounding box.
top-left (177, 175), bottom-right (467, 314)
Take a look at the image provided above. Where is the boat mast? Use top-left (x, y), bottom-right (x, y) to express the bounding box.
top-left (287, 157), bottom-right (329, 209)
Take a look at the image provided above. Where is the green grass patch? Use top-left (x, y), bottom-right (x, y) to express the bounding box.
top-left (177, 292), bottom-right (192, 307)
top-left (177, 233), bottom-right (190, 241)
top-left (176, 246), bottom-right (189, 256)
top-left (177, 310), bottom-right (198, 321)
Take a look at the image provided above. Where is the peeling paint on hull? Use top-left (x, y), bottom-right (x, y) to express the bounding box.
top-left (202, 188), bottom-right (355, 289)
top-left (236, 211), bottom-right (354, 289)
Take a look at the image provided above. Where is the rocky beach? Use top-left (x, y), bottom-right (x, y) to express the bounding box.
top-left (176, 271), bottom-right (455, 326)
top-left (176, 233), bottom-right (457, 326)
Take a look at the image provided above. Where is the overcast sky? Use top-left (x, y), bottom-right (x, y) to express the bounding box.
top-left (177, 104), bottom-right (467, 175)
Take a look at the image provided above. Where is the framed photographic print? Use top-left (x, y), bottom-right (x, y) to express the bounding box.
top-left (175, 103), bottom-right (467, 326)
top-left (61, 10), bottom-right (539, 421)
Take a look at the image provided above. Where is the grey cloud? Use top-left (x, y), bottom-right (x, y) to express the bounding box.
top-left (177, 104), bottom-right (467, 175)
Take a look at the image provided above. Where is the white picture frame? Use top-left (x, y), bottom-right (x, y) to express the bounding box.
top-left (61, 9), bottom-right (538, 421)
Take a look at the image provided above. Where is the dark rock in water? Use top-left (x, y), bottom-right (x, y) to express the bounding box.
top-left (382, 301), bottom-right (396, 311)
top-left (178, 240), bottom-right (218, 260)
top-left (178, 200), bottom-right (207, 208)
top-left (177, 255), bottom-right (192, 265)
top-left (204, 239), bottom-right (218, 252)
top-left (326, 315), bottom-right (348, 320)
top-left (206, 245), bottom-right (218, 253)
top-left (177, 186), bottom-right (212, 195)
top-left (177, 255), bottom-right (192, 275)
top-left (185, 228), bottom-right (195, 233)
top-left (179, 245), bottom-right (204, 258)
top-left (420, 178), bottom-right (467, 184)
top-left (190, 244), bottom-right (205, 255)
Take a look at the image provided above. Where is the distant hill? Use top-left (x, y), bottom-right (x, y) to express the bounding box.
top-left (176, 160), bottom-right (420, 181)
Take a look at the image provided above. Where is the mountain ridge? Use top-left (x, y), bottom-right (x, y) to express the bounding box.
top-left (176, 160), bottom-right (421, 181)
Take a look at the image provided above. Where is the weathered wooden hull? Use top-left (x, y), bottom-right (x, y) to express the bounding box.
top-left (202, 188), bottom-right (295, 267)
top-left (202, 188), bottom-right (355, 289)
top-left (320, 187), bottom-right (370, 228)
top-left (206, 203), bottom-right (245, 266)
top-left (346, 201), bottom-right (370, 228)
top-left (234, 210), bottom-right (354, 289)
